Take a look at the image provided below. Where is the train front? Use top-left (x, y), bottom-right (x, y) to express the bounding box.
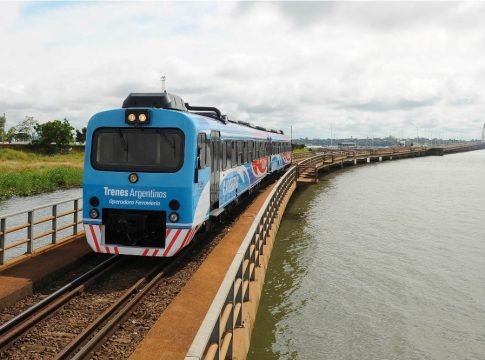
top-left (82, 93), bottom-right (203, 257)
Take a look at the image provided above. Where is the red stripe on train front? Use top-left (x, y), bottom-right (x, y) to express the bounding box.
top-left (152, 249), bottom-right (159, 256)
top-left (89, 225), bottom-right (101, 253)
top-left (105, 246), bottom-right (111, 254)
top-left (114, 247), bottom-right (119, 255)
top-left (142, 248), bottom-right (150, 256)
top-left (180, 230), bottom-right (193, 249)
top-left (163, 228), bottom-right (182, 256)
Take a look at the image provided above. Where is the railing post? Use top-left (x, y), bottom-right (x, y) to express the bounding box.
top-left (258, 221), bottom-right (264, 256)
top-left (210, 318), bottom-right (220, 360)
top-left (52, 204), bottom-right (57, 244)
top-left (27, 211), bottom-right (33, 254)
top-left (0, 218), bottom-right (5, 265)
top-left (73, 199), bottom-right (79, 235)
top-left (224, 284), bottom-right (235, 359)
top-left (235, 263), bottom-right (244, 327)
top-left (251, 233), bottom-right (257, 267)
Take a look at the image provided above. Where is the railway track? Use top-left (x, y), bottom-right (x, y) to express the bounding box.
top-left (0, 248), bottom-right (193, 359)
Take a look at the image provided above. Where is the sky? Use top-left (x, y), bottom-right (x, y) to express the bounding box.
top-left (1, 1), bottom-right (485, 140)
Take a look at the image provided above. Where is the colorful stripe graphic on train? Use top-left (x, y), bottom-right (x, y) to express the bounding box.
top-left (82, 92), bottom-right (291, 257)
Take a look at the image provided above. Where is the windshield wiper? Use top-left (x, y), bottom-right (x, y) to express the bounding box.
top-left (118, 129), bottom-right (128, 160)
top-left (158, 129), bottom-right (176, 154)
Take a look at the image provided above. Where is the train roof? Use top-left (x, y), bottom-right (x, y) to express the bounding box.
top-left (122, 92), bottom-right (285, 136)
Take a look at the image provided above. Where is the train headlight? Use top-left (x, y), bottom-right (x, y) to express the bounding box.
top-left (125, 110), bottom-right (150, 125)
top-left (129, 173), bottom-right (139, 183)
top-left (169, 212), bottom-right (179, 223)
top-left (89, 208), bottom-right (99, 219)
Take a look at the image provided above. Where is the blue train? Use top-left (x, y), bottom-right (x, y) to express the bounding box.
top-left (83, 92), bottom-right (291, 257)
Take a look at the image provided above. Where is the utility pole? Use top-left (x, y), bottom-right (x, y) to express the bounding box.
top-left (290, 125), bottom-right (293, 149)
top-left (330, 122), bottom-right (333, 147)
top-left (161, 76), bottom-right (166, 92)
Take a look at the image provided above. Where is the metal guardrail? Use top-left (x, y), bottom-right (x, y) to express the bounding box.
top-left (297, 146), bottom-right (429, 167)
top-left (185, 166), bottom-right (297, 360)
top-left (0, 197), bottom-right (83, 265)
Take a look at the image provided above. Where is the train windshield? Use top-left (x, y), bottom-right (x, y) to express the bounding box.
top-left (91, 128), bottom-right (184, 172)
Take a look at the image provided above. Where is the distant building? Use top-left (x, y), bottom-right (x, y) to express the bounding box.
top-left (338, 142), bottom-right (356, 149)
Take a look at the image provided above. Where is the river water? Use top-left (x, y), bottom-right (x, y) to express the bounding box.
top-left (0, 188), bottom-right (82, 218)
top-left (249, 150), bottom-right (485, 360)
top-left (0, 188), bottom-right (82, 261)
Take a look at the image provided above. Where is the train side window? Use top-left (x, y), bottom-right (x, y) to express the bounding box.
top-left (248, 141), bottom-right (253, 162)
top-left (206, 137), bottom-right (211, 167)
top-left (219, 140), bottom-right (226, 170)
top-left (235, 141), bottom-right (239, 166)
top-left (255, 141), bottom-right (260, 159)
top-left (253, 142), bottom-right (257, 159)
top-left (231, 141), bottom-right (236, 167)
top-left (226, 141), bottom-right (232, 169)
top-left (242, 141), bottom-right (247, 163)
top-left (222, 141), bottom-right (227, 170)
top-left (237, 141), bottom-right (243, 165)
top-left (197, 133), bottom-right (206, 169)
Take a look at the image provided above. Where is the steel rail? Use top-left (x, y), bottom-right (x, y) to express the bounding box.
top-left (0, 255), bottom-right (122, 350)
top-left (54, 259), bottom-right (168, 360)
top-left (66, 243), bottom-right (200, 360)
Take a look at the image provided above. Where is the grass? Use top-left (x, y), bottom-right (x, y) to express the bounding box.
top-left (0, 148), bottom-right (84, 199)
top-left (292, 147), bottom-right (314, 155)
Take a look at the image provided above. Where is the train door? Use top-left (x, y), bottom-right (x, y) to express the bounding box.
top-left (210, 131), bottom-right (220, 208)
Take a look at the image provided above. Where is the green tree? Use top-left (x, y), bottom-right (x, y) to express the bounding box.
top-left (35, 118), bottom-right (74, 150)
top-left (75, 127), bottom-right (87, 144)
top-left (6, 127), bottom-right (16, 143)
top-left (15, 116), bottom-right (38, 142)
top-left (0, 113), bottom-right (6, 142)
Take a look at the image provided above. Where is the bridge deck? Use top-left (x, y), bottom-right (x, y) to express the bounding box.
top-left (295, 147), bottom-right (433, 184)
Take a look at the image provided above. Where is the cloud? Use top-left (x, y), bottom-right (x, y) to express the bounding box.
top-left (340, 98), bottom-right (438, 112)
top-left (0, 2), bottom-right (484, 139)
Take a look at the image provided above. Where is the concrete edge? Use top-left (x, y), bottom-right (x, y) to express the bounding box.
top-left (0, 234), bottom-right (91, 311)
